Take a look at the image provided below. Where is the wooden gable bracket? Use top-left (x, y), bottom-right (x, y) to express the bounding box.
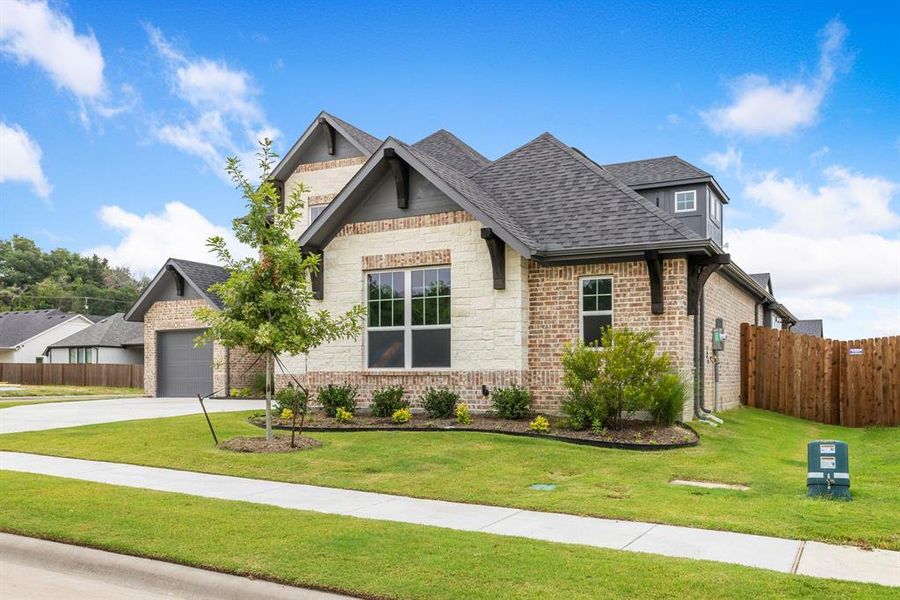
top-left (686, 254), bottom-right (730, 315)
top-left (165, 265), bottom-right (185, 297)
top-left (301, 245), bottom-right (324, 300)
top-left (383, 148), bottom-right (409, 209)
top-left (644, 250), bottom-right (665, 315)
top-left (273, 179), bottom-right (286, 213)
top-left (480, 228), bottom-right (506, 290)
top-left (317, 117), bottom-right (336, 156)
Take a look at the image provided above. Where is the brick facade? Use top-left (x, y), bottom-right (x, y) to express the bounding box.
top-left (362, 249), bottom-right (451, 270)
top-left (143, 299), bottom-right (263, 397)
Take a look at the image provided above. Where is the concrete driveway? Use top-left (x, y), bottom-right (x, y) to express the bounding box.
top-left (0, 397), bottom-right (265, 435)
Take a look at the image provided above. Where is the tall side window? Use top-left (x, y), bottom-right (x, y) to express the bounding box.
top-left (674, 190), bottom-right (696, 213)
top-left (581, 277), bottom-right (613, 346)
top-left (69, 348), bottom-right (76, 363)
top-left (708, 188), bottom-right (721, 223)
top-left (367, 267), bottom-right (451, 368)
top-left (309, 204), bottom-right (327, 223)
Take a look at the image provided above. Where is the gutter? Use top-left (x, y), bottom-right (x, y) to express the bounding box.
top-left (533, 239), bottom-right (721, 264)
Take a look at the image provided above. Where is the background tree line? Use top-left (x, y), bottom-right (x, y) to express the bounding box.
top-left (0, 235), bottom-right (148, 316)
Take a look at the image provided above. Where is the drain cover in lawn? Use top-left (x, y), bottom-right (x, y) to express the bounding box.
top-left (529, 483), bottom-right (557, 491)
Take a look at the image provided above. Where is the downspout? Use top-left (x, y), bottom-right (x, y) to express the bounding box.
top-left (694, 288), bottom-right (722, 425)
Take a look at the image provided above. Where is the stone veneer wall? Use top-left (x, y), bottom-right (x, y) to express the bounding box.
top-left (276, 210), bottom-right (529, 411)
top-left (525, 258), bottom-right (696, 417)
top-left (701, 271), bottom-right (759, 411)
top-left (286, 156), bottom-right (367, 238)
top-left (143, 299), bottom-right (263, 397)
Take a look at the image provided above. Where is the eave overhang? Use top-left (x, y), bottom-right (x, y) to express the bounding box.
top-left (628, 176), bottom-right (731, 204)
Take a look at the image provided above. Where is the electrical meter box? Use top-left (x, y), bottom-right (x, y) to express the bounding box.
top-left (712, 318), bottom-right (726, 352)
top-left (807, 440), bottom-right (851, 500)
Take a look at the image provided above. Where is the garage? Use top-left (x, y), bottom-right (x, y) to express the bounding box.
top-left (156, 329), bottom-right (213, 397)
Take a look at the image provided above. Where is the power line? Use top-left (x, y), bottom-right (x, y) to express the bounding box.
top-left (6, 294), bottom-right (133, 305)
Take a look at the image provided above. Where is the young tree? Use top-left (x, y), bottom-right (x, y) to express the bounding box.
top-left (196, 140), bottom-right (365, 443)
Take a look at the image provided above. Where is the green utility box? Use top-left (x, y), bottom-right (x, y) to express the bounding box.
top-left (807, 440), bottom-right (851, 501)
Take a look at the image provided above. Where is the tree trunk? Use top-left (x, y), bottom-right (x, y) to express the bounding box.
top-left (265, 351), bottom-right (273, 443)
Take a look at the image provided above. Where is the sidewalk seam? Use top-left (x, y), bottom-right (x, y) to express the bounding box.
top-left (791, 540), bottom-right (806, 574)
top-left (620, 523), bottom-right (657, 550)
top-left (478, 509), bottom-right (523, 531)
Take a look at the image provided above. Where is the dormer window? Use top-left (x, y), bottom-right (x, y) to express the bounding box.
top-left (674, 190), bottom-right (696, 213)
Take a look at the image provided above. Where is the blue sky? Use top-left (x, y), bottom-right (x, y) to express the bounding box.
top-left (1, 0), bottom-right (898, 339)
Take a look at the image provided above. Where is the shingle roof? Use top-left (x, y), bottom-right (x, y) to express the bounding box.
top-left (792, 319), bottom-right (824, 337)
top-left (324, 112), bottom-right (382, 155)
top-left (601, 156), bottom-right (711, 187)
top-left (749, 273), bottom-right (771, 291)
top-left (413, 130), bottom-right (491, 176)
top-left (169, 258), bottom-right (229, 308)
top-left (0, 309), bottom-right (83, 348)
top-left (470, 134), bottom-right (700, 252)
top-left (48, 313), bottom-right (144, 348)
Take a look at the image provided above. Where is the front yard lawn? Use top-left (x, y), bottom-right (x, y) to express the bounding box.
top-left (0, 407), bottom-right (897, 550)
top-left (0, 385), bottom-right (143, 406)
top-left (0, 471), bottom-right (889, 599)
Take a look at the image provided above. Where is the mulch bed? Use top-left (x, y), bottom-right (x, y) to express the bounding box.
top-left (249, 412), bottom-right (698, 450)
top-left (218, 435), bottom-right (322, 453)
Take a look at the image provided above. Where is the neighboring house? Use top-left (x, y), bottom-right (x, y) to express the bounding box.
top-left (45, 313), bottom-right (145, 364)
top-left (124, 259), bottom-right (264, 397)
top-left (792, 319), bottom-right (825, 337)
top-left (127, 111), bottom-right (797, 418)
top-left (0, 309), bottom-right (95, 363)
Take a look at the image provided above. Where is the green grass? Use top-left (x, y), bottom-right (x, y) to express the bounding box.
top-left (1, 407), bottom-right (897, 550)
top-left (0, 384), bottom-right (142, 403)
top-left (1, 471), bottom-right (893, 600)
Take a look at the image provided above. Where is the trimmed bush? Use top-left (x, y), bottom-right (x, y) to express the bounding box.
top-left (335, 407), bottom-right (354, 423)
top-left (318, 383), bottom-right (358, 417)
top-left (371, 386), bottom-right (408, 418)
top-left (391, 407), bottom-right (412, 424)
top-left (455, 402), bottom-right (472, 425)
top-left (422, 387), bottom-right (459, 418)
top-left (560, 342), bottom-right (605, 430)
top-left (275, 384), bottom-right (308, 415)
top-left (491, 385), bottom-right (532, 419)
top-left (651, 372), bottom-right (688, 426)
top-left (249, 372), bottom-right (267, 397)
top-left (529, 415), bottom-right (550, 433)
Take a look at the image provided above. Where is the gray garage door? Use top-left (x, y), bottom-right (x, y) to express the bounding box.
top-left (157, 330), bottom-right (213, 397)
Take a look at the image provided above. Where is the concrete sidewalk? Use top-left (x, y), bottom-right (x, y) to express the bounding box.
top-left (2, 452), bottom-right (897, 587)
top-left (0, 397), bottom-right (265, 434)
top-left (0, 532), bottom-right (353, 599)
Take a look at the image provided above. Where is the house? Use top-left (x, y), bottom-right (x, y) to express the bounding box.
top-left (128, 111), bottom-right (796, 418)
top-left (124, 258), bottom-right (264, 397)
top-left (0, 309), bottom-right (95, 363)
top-left (792, 319), bottom-right (825, 337)
top-left (45, 313), bottom-right (144, 364)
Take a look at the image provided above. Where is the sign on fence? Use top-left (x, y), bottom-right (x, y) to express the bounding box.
top-left (740, 324), bottom-right (899, 427)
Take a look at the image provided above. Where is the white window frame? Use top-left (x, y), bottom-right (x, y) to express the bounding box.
top-left (309, 204), bottom-right (327, 223)
top-left (365, 266), bottom-right (451, 370)
top-left (708, 187), bottom-right (721, 224)
top-left (579, 276), bottom-right (614, 347)
top-left (674, 190), bottom-right (697, 213)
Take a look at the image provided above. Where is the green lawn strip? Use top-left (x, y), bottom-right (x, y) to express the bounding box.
top-left (1, 407), bottom-right (897, 550)
top-left (0, 385), bottom-right (143, 399)
top-left (0, 471), bottom-right (889, 600)
top-left (0, 395), bottom-right (142, 409)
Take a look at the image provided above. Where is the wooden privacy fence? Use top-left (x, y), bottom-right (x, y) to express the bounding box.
top-left (0, 363), bottom-right (144, 390)
top-left (741, 324), bottom-right (899, 427)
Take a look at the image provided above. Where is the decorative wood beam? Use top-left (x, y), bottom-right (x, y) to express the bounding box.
top-left (644, 250), bottom-right (664, 315)
top-left (317, 117), bottom-right (336, 156)
top-left (687, 254), bottom-right (730, 315)
top-left (302, 245), bottom-right (324, 300)
top-left (383, 148), bottom-right (409, 209)
top-left (480, 228), bottom-right (506, 290)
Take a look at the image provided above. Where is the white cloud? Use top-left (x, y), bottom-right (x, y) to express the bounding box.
top-left (0, 120), bottom-right (52, 197)
top-left (146, 25), bottom-right (277, 180)
top-left (665, 113), bottom-right (681, 126)
top-left (744, 165), bottom-right (899, 236)
top-left (703, 145), bottom-right (743, 174)
top-left (809, 145), bottom-right (830, 163)
top-left (702, 18), bottom-right (850, 137)
top-left (85, 201), bottom-right (253, 276)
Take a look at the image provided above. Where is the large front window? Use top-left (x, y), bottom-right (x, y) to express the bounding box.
top-left (581, 277), bottom-right (613, 346)
top-left (367, 267), bottom-right (451, 368)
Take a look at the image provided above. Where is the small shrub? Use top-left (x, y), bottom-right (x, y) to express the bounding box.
top-left (335, 407), bottom-right (354, 423)
top-left (651, 371), bottom-right (688, 426)
top-left (230, 387), bottom-right (251, 398)
top-left (591, 418), bottom-right (606, 436)
top-left (560, 342), bottom-right (605, 430)
top-left (280, 408), bottom-right (294, 420)
top-left (529, 415), bottom-right (550, 433)
top-left (249, 372), bottom-right (268, 397)
top-left (455, 402), bottom-right (472, 425)
top-left (275, 384), bottom-right (308, 416)
top-left (491, 385), bottom-right (532, 419)
top-left (392, 407), bottom-right (412, 424)
top-left (371, 385), bottom-right (408, 417)
top-left (422, 387), bottom-right (459, 418)
top-left (318, 383), bottom-right (358, 417)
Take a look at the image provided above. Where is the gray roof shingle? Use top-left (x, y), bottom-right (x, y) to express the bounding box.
top-left (470, 134), bottom-right (700, 252)
top-left (169, 258), bottom-right (229, 308)
top-left (749, 273), bottom-right (771, 292)
top-left (601, 156), bottom-right (711, 187)
top-left (0, 309), bottom-right (84, 348)
top-left (792, 319), bottom-right (824, 337)
top-left (413, 130), bottom-right (491, 176)
top-left (324, 112), bottom-right (382, 155)
top-left (48, 313), bottom-right (144, 348)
